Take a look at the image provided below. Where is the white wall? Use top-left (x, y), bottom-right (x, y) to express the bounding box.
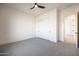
top-left (36, 9), bottom-right (58, 42)
top-left (59, 5), bottom-right (79, 42)
top-left (0, 5), bottom-right (60, 45)
top-left (0, 5), bottom-right (35, 45)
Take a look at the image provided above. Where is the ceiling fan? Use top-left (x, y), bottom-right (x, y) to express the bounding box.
top-left (30, 3), bottom-right (45, 9)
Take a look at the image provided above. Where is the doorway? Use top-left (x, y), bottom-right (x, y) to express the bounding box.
top-left (64, 14), bottom-right (77, 46)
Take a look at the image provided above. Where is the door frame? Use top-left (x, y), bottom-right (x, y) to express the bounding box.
top-left (76, 12), bottom-right (79, 48)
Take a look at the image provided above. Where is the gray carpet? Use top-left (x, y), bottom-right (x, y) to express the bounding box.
top-left (0, 38), bottom-right (79, 56)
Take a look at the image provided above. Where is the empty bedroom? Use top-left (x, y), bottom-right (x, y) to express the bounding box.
top-left (0, 3), bottom-right (79, 56)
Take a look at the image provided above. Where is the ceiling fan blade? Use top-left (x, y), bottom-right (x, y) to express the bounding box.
top-left (30, 5), bottom-right (35, 9)
top-left (38, 5), bottom-right (45, 9)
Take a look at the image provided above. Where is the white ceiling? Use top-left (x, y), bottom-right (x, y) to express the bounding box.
top-left (1, 3), bottom-right (79, 16)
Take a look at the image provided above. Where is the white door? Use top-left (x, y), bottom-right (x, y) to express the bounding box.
top-left (64, 14), bottom-right (77, 44)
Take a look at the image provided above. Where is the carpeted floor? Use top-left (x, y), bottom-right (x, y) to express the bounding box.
top-left (0, 37), bottom-right (78, 56)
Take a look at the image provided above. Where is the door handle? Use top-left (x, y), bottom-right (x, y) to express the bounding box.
top-left (71, 35), bottom-right (74, 36)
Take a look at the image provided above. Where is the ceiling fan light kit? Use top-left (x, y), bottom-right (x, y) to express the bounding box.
top-left (35, 4), bottom-right (38, 7)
